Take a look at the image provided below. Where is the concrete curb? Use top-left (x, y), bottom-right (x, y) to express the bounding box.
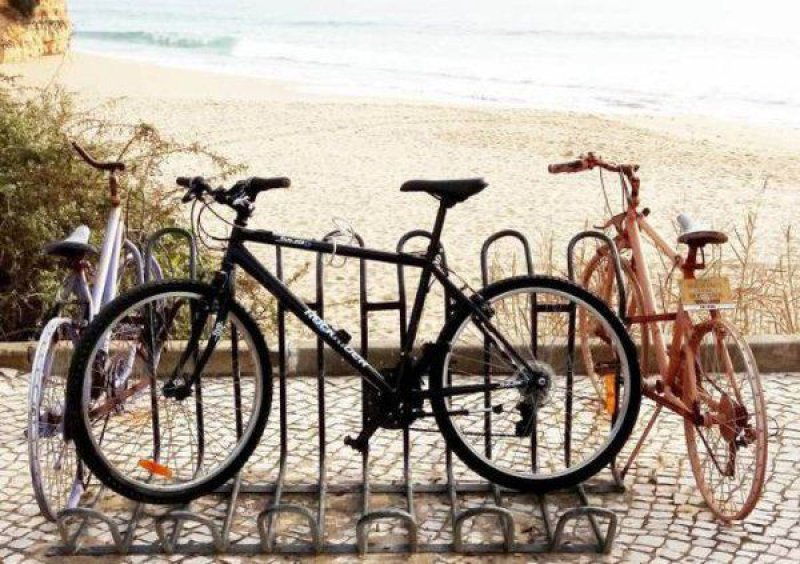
top-left (1, 335), bottom-right (798, 375)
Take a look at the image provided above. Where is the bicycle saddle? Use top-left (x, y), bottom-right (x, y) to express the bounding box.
top-left (43, 225), bottom-right (98, 259)
top-left (676, 214), bottom-right (728, 246)
top-left (400, 178), bottom-right (487, 204)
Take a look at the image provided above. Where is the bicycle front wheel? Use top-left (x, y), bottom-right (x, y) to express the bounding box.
top-left (685, 316), bottom-right (767, 521)
top-left (66, 280), bottom-right (272, 504)
top-left (430, 276), bottom-right (640, 492)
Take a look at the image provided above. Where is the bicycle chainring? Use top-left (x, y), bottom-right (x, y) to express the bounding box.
top-left (362, 364), bottom-right (423, 430)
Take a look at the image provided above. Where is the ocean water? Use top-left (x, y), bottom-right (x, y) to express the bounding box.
top-left (70, 0), bottom-right (800, 128)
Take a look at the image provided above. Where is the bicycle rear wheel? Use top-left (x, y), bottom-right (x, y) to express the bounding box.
top-left (67, 280), bottom-right (272, 504)
top-left (430, 275), bottom-right (640, 492)
top-left (28, 317), bottom-right (84, 521)
top-left (685, 317), bottom-right (767, 521)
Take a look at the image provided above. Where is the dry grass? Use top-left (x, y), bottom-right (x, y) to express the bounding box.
top-left (716, 215), bottom-right (800, 335)
top-left (489, 213), bottom-right (800, 337)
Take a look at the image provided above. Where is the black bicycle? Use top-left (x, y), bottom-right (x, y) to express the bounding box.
top-left (66, 175), bottom-right (640, 504)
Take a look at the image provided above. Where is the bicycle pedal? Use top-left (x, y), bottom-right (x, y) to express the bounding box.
top-left (643, 375), bottom-right (662, 393)
top-left (344, 434), bottom-right (368, 453)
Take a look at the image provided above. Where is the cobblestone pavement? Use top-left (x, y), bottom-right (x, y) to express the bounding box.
top-left (1, 368), bottom-right (798, 563)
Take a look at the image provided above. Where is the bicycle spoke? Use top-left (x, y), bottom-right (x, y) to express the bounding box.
top-left (685, 318), bottom-right (767, 520)
top-left (78, 288), bottom-right (267, 495)
top-left (435, 282), bottom-right (636, 485)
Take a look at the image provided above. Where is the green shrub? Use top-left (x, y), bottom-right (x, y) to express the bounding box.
top-left (0, 76), bottom-right (243, 339)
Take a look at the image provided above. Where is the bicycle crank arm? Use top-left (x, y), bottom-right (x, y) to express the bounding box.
top-left (344, 406), bottom-right (389, 453)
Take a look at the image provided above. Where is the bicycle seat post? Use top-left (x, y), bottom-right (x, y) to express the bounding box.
top-left (109, 171), bottom-right (121, 208)
top-left (402, 199), bottom-right (450, 350)
top-left (681, 244), bottom-right (706, 280)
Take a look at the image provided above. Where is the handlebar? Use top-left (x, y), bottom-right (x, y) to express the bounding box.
top-left (548, 152), bottom-right (641, 199)
top-left (250, 176), bottom-right (291, 191)
top-left (177, 175), bottom-right (291, 212)
top-left (71, 141), bottom-right (125, 206)
top-left (548, 158), bottom-right (591, 174)
top-left (71, 142), bottom-right (126, 172)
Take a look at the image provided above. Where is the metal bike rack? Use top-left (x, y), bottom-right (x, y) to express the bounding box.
top-left (566, 229), bottom-right (629, 492)
top-left (52, 227), bottom-right (200, 555)
top-left (143, 227), bottom-right (199, 282)
top-left (50, 228), bottom-right (621, 557)
top-left (566, 230), bottom-right (627, 318)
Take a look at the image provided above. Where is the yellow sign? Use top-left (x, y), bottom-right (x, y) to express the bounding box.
top-left (680, 276), bottom-right (734, 310)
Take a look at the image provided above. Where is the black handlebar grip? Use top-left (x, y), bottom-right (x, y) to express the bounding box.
top-left (178, 176), bottom-right (211, 203)
top-left (249, 176), bottom-right (291, 191)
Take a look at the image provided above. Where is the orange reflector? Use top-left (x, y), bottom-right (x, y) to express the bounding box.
top-left (603, 373), bottom-right (616, 416)
top-left (138, 459), bottom-right (173, 478)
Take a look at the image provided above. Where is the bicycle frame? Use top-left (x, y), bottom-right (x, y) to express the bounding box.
top-left (58, 207), bottom-right (141, 321)
top-left (197, 202), bottom-right (531, 402)
top-left (616, 206), bottom-right (704, 420)
top-left (91, 206), bottom-right (124, 317)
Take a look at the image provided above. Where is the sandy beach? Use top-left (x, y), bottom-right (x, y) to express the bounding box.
top-left (4, 52), bottom-right (800, 340)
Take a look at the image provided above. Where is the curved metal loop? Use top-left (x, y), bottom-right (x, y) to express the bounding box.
top-left (56, 507), bottom-right (124, 554)
top-left (566, 230), bottom-right (627, 320)
top-left (356, 509), bottom-right (418, 554)
top-left (480, 229), bottom-right (534, 285)
top-left (143, 227), bottom-right (198, 282)
top-left (257, 504), bottom-right (322, 553)
top-left (453, 506), bottom-right (515, 552)
top-left (155, 510), bottom-right (225, 553)
top-left (121, 239), bottom-right (145, 285)
top-left (397, 229), bottom-right (448, 264)
top-left (550, 506), bottom-right (618, 554)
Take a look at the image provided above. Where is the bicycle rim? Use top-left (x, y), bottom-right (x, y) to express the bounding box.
top-left (684, 317), bottom-right (767, 521)
top-left (432, 277), bottom-right (640, 489)
top-left (580, 253), bottom-right (650, 391)
top-left (76, 288), bottom-right (268, 498)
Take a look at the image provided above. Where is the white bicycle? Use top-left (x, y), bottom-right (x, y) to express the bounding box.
top-left (27, 142), bottom-right (159, 520)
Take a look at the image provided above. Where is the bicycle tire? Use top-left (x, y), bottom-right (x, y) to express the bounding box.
top-left (66, 279), bottom-right (273, 504)
top-left (429, 275), bottom-right (641, 492)
top-left (580, 252), bottom-right (651, 394)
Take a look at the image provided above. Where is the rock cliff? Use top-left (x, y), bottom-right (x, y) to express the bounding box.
top-left (0, 0), bottom-right (70, 63)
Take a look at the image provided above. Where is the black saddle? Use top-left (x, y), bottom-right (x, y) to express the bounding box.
top-left (400, 178), bottom-right (487, 204)
top-left (43, 225), bottom-right (98, 260)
